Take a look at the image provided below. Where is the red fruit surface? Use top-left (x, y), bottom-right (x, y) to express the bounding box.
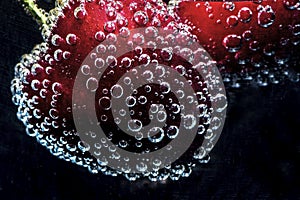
top-left (173, 0), bottom-right (300, 86)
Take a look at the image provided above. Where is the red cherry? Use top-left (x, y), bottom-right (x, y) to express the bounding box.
top-left (170, 0), bottom-right (300, 86)
top-left (12, 0), bottom-right (227, 181)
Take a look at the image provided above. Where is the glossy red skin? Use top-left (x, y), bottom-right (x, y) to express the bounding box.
top-left (23, 0), bottom-right (175, 157)
top-left (175, 1), bottom-right (300, 75)
top-left (20, 0), bottom-right (212, 177)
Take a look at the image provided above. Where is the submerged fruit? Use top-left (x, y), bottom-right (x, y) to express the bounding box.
top-left (11, 0), bottom-right (227, 181)
top-left (169, 0), bottom-right (300, 87)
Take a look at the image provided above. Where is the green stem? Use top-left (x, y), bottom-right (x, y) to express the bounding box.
top-left (21, 0), bottom-right (48, 25)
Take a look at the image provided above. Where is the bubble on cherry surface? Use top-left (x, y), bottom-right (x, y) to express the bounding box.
top-left (74, 5), bottom-right (87, 20)
top-left (257, 5), bottom-right (275, 28)
top-left (242, 30), bottom-right (253, 41)
top-left (134, 11), bottom-right (149, 26)
top-left (72, 27), bottom-right (227, 179)
top-left (226, 15), bottom-right (239, 27)
top-left (222, 34), bottom-right (242, 53)
top-left (51, 34), bottom-right (63, 46)
top-left (238, 7), bottom-right (252, 23)
top-left (222, 2), bottom-right (235, 11)
top-left (66, 33), bottom-right (77, 45)
top-left (104, 21), bottom-right (116, 33)
top-left (95, 31), bottom-right (106, 42)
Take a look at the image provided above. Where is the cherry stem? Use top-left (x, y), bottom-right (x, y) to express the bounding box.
top-left (21, 0), bottom-right (48, 25)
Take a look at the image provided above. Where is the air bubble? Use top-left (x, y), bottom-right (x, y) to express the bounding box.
top-left (222, 34), bottom-right (242, 52)
top-left (194, 147), bottom-right (206, 159)
top-left (249, 40), bottom-right (260, 51)
top-left (238, 7), bottom-right (252, 23)
top-left (117, 16), bottom-right (128, 27)
top-left (183, 114), bottom-right (197, 130)
top-left (95, 58), bottom-right (105, 69)
top-left (133, 33), bottom-right (145, 45)
top-left (119, 109), bottom-right (126, 116)
top-left (135, 141), bottom-right (142, 148)
top-left (106, 56), bottom-right (117, 67)
top-left (108, 45), bottom-right (116, 54)
top-left (114, 117), bottom-right (121, 125)
top-left (126, 96), bottom-right (136, 107)
top-left (197, 125), bottom-right (205, 135)
top-left (106, 6), bottom-right (116, 20)
top-left (138, 96), bottom-right (147, 104)
top-left (66, 34), bottom-right (77, 45)
top-left (104, 21), bottom-right (116, 33)
top-left (63, 51), bottom-right (71, 60)
top-left (31, 63), bottom-right (43, 76)
top-left (52, 82), bottom-right (62, 94)
top-left (242, 30), bottom-right (252, 41)
top-left (123, 77), bottom-right (131, 85)
top-left (144, 85), bottom-right (151, 93)
top-left (74, 6), bottom-right (86, 20)
top-left (136, 162), bottom-right (147, 172)
top-left (223, 2), bottom-right (235, 11)
top-left (106, 33), bottom-right (117, 44)
top-left (139, 54), bottom-right (151, 66)
top-left (145, 26), bottom-right (158, 38)
top-left (95, 31), bottom-right (105, 42)
top-left (49, 108), bottom-right (59, 119)
top-left (96, 44), bottom-right (106, 54)
top-left (171, 103), bottom-right (181, 114)
top-left (128, 119), bottom-right (143, 132)
top-left (142, 70), bottom-right (154, 81)
top-left (54, 49), bottom-right (63, 61)
top-left (148, 127), bottom-right (164, 143)
top-left (175, 65), bottom-right (186, 76)
top-left (51, 34), bottom-right (63, 46)
top-left (155, 65), bottom-right (166, 77)
top-left (134, 11), bottom-right (149, 26)
top-left (263, 43), bottom-right (275, 56)
top-left (151, 17), bottom-right (161, 27)
top-left (160, 82), bottom-right (171, 94)
top-left (119, 140), bottom-right (128, 148)
top-left (81, 65), bottom-right (90, 75)
top-left (121, 57), bottom-right (132, 68)
top-left (157, 110), bottom-right (167, 122)
top-left (99, 96), bottom-right (111, 110)
top-left (110, 84), bottom-right (123, 98)
top-left (167, 126), bottom-right (179, 139)
top-left (119, 27), bottom-right (130, 38)
top-left (160, 48), bottom-right (173, 61)
top-left (226, 15), bottom-right (238, 27)
top-left (86, 77), bottom-right (98, 92)
top-left (292, 24), bottom-right (300, 36)
top-left (257, 5), bottom-right (275, 28)
top-left (31, 79), bottom-right (40, 91)
top-left (150, 104), bottom-right (159, 113)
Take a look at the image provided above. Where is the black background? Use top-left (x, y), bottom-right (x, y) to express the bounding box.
top-left (0, 1), bottom-right (299, 199)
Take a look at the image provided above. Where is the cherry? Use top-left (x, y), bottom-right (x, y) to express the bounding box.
top-left (11, 0), bottom-right (227, 181)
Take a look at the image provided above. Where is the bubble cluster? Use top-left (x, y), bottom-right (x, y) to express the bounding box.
top-left (73, 27), bottom-right (227, 179)
top-left (19, 0), bottom-right (300, 181)
top-left (12, 0), bottom-right (227, 181)
top-left (169, 0), bottom-right (300, 87)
